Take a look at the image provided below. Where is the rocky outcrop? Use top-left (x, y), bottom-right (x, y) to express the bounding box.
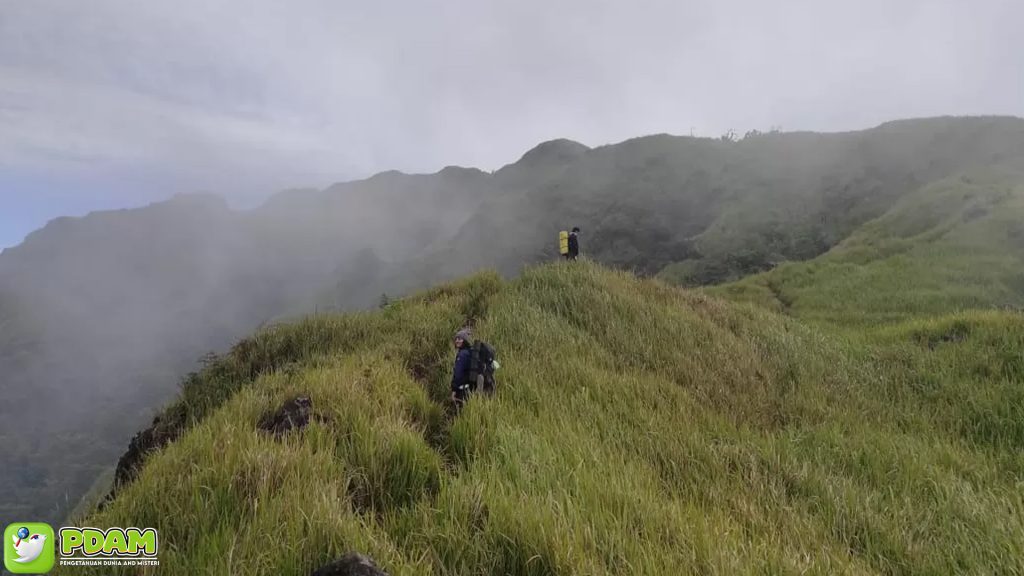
top-left (258, 395), bottom-right (315, 438)
top-left (311, 553), bottom-right (389, 576)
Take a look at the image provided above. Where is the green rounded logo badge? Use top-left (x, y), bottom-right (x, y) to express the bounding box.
top-left (4, 522), bottom-right (55, 574)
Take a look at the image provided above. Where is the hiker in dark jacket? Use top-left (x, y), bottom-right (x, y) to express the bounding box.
top-left (567, 227), bottom-right (580, 260)
top-left (450, 329), bottom-right (473, 405)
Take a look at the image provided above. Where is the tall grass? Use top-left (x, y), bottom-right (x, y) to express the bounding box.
top-left (65, 262), bottom-right (1024, 575)
top-left (713, 167), bottom-right (1024, 326)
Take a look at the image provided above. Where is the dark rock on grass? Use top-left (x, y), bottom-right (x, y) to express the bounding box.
top-left (917, 320), bottom-right (971, 350)
top-left (100, 409), bottom-right (189, 509)
top-left (311, 553), bottom-right (389, 576)
top-left (258, 395), bottom-right (315, 438)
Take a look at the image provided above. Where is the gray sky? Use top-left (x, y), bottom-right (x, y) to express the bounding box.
top-left (2, 0), bottom-right (1022, 248)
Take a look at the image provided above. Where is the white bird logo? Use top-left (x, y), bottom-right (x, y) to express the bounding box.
top-left (12, 533), bottom-right (46, 564)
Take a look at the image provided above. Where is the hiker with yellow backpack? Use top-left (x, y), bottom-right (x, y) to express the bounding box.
top-left (559, 226), bottom-right (580, 261)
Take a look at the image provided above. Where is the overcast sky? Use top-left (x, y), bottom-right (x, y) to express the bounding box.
top-left (2, 0), bottom-right (1022, 248)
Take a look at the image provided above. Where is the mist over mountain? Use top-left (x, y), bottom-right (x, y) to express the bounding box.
top-left (3, 115), bottom-right (1024, 525)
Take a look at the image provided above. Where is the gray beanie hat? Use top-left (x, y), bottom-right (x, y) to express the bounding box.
top-left (454, 328), bottom-right (472, 342)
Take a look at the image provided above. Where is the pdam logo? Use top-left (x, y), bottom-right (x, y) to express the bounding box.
top-left (3, 522), bottom-right (56, 574)
top-left (58, 527), bottom-right (159, 568)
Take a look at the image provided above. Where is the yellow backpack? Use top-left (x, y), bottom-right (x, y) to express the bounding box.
top-left (559, 230), bottom-right (569, 255)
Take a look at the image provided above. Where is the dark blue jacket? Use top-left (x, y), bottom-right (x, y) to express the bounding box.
top-left (451, 345), bottom-right (472, 392)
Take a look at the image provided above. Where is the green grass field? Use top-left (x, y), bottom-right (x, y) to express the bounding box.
top-left (711, 166), bottom-right (1024, 325)
top-left (66, 257), bottom-right (1024, 575)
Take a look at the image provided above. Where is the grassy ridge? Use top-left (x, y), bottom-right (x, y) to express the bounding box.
top-left (711, 167), bottom-right (1024, 324)
top-left (67, 263), bottom-right (1024, 575)
top-left (8, 116), bottom-right (1024, 526)
top-left (707, 167), bottom-right (1024, 453)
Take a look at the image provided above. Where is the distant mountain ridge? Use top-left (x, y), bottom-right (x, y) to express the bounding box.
top-left (3, 115), bottom-right (1024, 525)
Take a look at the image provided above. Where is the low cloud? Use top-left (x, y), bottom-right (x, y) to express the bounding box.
top-left (1, 0), bottom-right (1022, 246)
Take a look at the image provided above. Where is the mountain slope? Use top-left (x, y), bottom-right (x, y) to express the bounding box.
top-left (438, 116), bottom-right (1024, 280)
top-left (711, 162), bottom-right (1024, 324)
top-left (0, 170), bottom-right (492, 525)
top-left (70, 263), bottom-right (1024, 575)
top-left (5, 115), bottom-right (1024, 526)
